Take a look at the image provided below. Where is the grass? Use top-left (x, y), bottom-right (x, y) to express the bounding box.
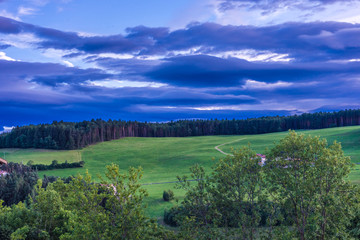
top-left (1, 148), bottom-right (81, 165)
top-left (2, 126), bottom-right (360, 217)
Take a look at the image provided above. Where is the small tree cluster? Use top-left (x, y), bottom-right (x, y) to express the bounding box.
top-left (163, 189), bottom-right (175, 201)
top-left (0, 163), bottom-right (38, 206)
top-left (27, 160), bottom-right (85, 171)
top-left (0, 164), bottom-right (175, 239)
top-left (172, 131), bottom-right (360, 239)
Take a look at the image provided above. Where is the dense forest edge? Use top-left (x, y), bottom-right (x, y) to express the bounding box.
top-left (1, 109), bottom-right (360, 150)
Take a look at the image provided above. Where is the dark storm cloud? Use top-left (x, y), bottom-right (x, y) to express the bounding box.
top-left (90, 57), bottom-right (159, 75)
top-left (106, 88), bottom-right (258, 107)
top-left (300, 28), bottom-right (360, 49)
top-left (0, 44), bottom-right (11, 49)
top-left (156, 21), bottom-right (360, 61)
top-left (0, 17), bottom-right (146, 54)
top-left (0, 82), bottom-right (262, 127)
top-left (31, 71), bottom-right (112, 87)
top-left (0, 60), bottom-right (70, 77)
top-left (2, 16), bottom-right (360, 62)
top-left (0, 60), bottom-right (111, 88)
top-left (145, 55), bottom-right (360, 87)
top-left (0, 59), bottom-right (259, 115)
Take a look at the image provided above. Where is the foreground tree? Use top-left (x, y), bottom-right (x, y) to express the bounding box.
top-left (175, 146), bottom-right (267, 239)
top-left (265, 131), bottom-right (358, 240)
top-left (0, 164), bottom-right (173, 240)
top-left (50, 165), bottom-right (171, 239)
top-left (210, 145), bottom-right (266, 239)
top-left (0, 163), bottom-right (38, 206)
top-left (172, 132), bottom-right (360, 239)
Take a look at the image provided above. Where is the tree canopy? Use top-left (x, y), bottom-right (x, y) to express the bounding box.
top-left (172, 131), bottom-right (360, 239)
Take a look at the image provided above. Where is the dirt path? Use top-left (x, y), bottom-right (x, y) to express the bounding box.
top-left (142, 179), bottom-right (200, 186)
top-left (142, 138), bottom-right (247, 186)
top-left (214, 138), bottom-right (247, 156)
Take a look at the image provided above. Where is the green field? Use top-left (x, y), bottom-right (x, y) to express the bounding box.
top-left (2, 126), bottom-right (360, 218)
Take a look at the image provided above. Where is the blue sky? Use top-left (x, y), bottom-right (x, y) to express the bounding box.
top-left (1, 0), bottom-right (360, 130)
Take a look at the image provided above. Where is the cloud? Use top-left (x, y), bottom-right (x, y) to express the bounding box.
top-left (0, 10), bottom-right (21, 21)
top-left (0, 59), bottom-right (260, 111)
top-left (145, 55), bottom-right (360, 87)
top-left (18, 6), bottom-right (37, 16)
top-left (157, 21), bottom-right (360, 61)
top-left (62, 60), bottom-right (74, 67)
top-left (0, 44), bottom-right (11, 49)
top-left (0, 52), bottom-right (16, 61)
top-left (300, 28), bottom-right (360, 49)
top-left (1, 16), bottom-right (360, 63)
top-left (0, 98), bottom-right (292, 127)
top-left (0, 126), bottom-right (14, 134)
top-left (217, 0), bottom-right (356, 12)
top-left (1, 16), bottom-right (360, 124)
top-left (85, 79), bottom-right (167, 88)
top-left (242, 80), bottom-right (293, 90)
top-left (0, 60), bottom-right (110, 104)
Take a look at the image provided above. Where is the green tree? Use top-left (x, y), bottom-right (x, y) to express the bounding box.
top-left (176, 146), bottom-right (267, 239)
top-left (265, 131), bottom-right (357, 240)
top-left (1, 164), bottom-right (174, 239)
top-left (31, 182), bottom-right (69, 239)
top-left (163, 189), bottom-right (175, 201)
top-left (0, 201), bottom-right (39, 240)
top-left (50, 165), bottom-right (171, 239)
top-left (176, 164), bottom-right (212, 227)
top-left (209, 146), bottom-right (266, 239)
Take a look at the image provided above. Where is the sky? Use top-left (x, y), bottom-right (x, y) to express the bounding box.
top-left (1, 0), bottom-right (360, 130)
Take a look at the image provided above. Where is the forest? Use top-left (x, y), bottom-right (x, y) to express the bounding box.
top-left (1, 109), bottom-right (360, 150)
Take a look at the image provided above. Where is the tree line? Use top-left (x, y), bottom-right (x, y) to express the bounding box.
top-left (1, 109), bottom-right (360, 150)
top-left (27, 160), bottom-right (85, 171)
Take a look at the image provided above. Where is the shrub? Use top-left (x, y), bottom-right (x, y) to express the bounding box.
top-left (163, 190), bottom-right (174, 201)
top-left (164, 206), bottom-right (183, 227)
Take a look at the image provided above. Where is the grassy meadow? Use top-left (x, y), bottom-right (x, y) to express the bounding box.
top-left (2, 125), bottom-right (360, 218)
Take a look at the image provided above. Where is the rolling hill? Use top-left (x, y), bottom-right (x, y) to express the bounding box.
top-left (2, 125), bottom-right (360, 217)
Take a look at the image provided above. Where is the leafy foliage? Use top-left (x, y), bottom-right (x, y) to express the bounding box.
top-left (175, 146), bottom-right (268, 239)
top-left (0, 163), bottom-right (38, 206)
top-left (172, 132), bottom-right (360, 239)
top-left (27, 160), bottom-right (85, 171)
top-left (0, 165), bottom-right (174, 240)
top-left (265, 131), bottom-right (359, 239)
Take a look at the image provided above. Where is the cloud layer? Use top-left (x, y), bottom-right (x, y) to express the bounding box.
top-left (1, 13), bottom-right (360, 126)
top-left (218, 0), bottom-right (356, 12)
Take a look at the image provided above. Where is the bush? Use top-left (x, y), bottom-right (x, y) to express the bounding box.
top-left (163, 190), bottom-right (174, 201)
top-left (164, 206), bottom-right (183, 227)
top-left (29, 161), bottom-right (85, 171)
